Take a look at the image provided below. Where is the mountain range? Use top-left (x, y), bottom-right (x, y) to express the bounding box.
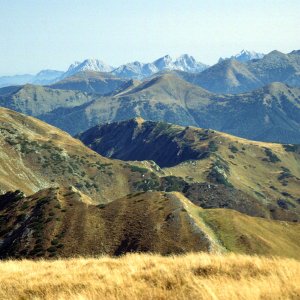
top-left (0, 70), bottom-right (64, 88)
top-left (49, 71), bottom-right (129, 94)
top-left (0, 109), bottom-right (299, 258)
top-left (1, 50), bottom-right (299, 96)
top-left (111, 54), bottom-right (208, 79)
top-left (0, 54), bottom-right (208, 88)
top-left (33, 73), bottom-right (300, 144)
top-left (183, 50), bottom-right (300, 93)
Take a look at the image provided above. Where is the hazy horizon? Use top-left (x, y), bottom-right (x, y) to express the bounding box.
top-left (0, 0), bottom-right (299, 75)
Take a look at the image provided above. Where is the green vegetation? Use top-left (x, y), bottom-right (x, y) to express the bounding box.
top-left (263, 148), bottom-right (281, 163)
top-left (129, 165), bottom-right (149, 174)
top-left (208, 159), bottom-right (232, 187)
top-left (229, 144), bottom-right (239, 153)
top-left (208, 140), bottom-right (218, 152)
top-left (283, 144), bottom-right (300, 152)
top-left (162, 176), bottom-right (187, 192)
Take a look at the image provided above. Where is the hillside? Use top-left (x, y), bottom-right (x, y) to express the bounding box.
top-left (188, 59), bottom-right (262, 94)
top-left (42, 74), bottom-right (300, 143)
top-left (0, 188), bottom-right (299, 259)
top-left (0, 108), bottom-right (299, 260)
top-left (78, 118), bottom-right (300, 222)
top-left (40, 74), bottom-right (206, 134)
top-left (0, 84), bottom-right (92, 116)
top-left (2, 73), bottom-right (300, 143)
top-left (0, 107), bottom-right (273, 222)
top-left (50, 71), bottom-right (128, 94)
top-left (189, 50), bottom-right (300, 93)
top-left (0, 107), bottom-right (270, 222)
top-left (0, 107), bottom-right (159, 201)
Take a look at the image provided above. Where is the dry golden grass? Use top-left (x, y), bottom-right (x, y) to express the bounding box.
top-left (0, 253), bottom-right (299, 300)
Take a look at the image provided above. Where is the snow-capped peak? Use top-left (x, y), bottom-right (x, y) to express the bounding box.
top-left (174, 54), bottom-right (207, 72)
top-left (153, 55), bottom-right (175, 70)
top-left (219, 50), bottom-right (265, 63)
top-left (62, 59), bottom-right (114, 78)
top-left (111, 54), bottom-right (208, 79)
top-left (67, 61), bottom-right (81, 72)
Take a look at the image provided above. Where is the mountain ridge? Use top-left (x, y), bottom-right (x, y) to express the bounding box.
top-left (39, 73), bottom-right (300, 144)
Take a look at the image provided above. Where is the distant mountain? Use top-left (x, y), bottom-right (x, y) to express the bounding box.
top-left (50, 71), bottom-right (129, 94)
top-left (62, 59), bottom-right (114, 79)
top-left (0, 74), bottom-right (34, 88)
top-left (112, 61), bottom-right (158, 79)
top-left (32, 69), bottom-right (64, 85)
top-left (112, 54), bottom-right (208, 79)
top-left (219, 50), bottom-right (265, 63)
top-left (152, 55), bottom-right (174, 70)
top-left (0, 84), bottom-right (92, 116)
top-left (174, 54), bottom-right (208, 72)
top-left (40, 73), bottom-right (300, 143)
top-left (189, 50), bottom-right (300, 93)
top-left (0, 70), bottom-right (63, 88)
top-left (187, 59), bottom-right (262, 94)
top-left (1, 49), bottom-right (299, 92)
top-left (247, 50), bottom-right (300, 85)
top-left (40, 74), bottom-right (205, 134)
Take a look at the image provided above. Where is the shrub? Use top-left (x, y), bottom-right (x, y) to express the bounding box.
top-left (264, 148), bottom-right (281, 163)
top-left (208, 141), bottom-right (218, 152)
top-left (47, 246), bottom-right (57, 253)
top-left (277, 199), bottom-right (289, 209)
top-left (229, 145), bottom-right (239, 153)
top-left (283, 144), bottom-right (300, 152)
top-left (278, 171), bottom-right (292, 181)
top-left (130, 165), bottom-right (149, 174)
top-left (51, 239), bottom-right (59, 245)
top-left (20, 203), bottom-right (29, 210)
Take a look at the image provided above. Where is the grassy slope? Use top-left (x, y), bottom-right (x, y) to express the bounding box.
top-left (0, 107), bottom-right (158, 202)
top-left (50, 71), bottom-right (128, 94)
top-left (0, 84), bottom-right (91, 115)
top-left (0, 253), bottom-right (299, 300)
top-left (79, 118), bottom-right (300, 220)
top-left (0, 189), bottom-right (214, 258)
top-left (163, 126), bottom-right (300, 220)
top-left (1, 188), bottom-right (299, 259)
top-left (177, 192), bottom-right (300, 259)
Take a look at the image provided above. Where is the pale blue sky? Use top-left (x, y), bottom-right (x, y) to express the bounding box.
top-left (0, 0), bottom-right (299, 75)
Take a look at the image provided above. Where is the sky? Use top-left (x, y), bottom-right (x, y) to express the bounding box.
top-left (0, 0), bottom-right (299, 75)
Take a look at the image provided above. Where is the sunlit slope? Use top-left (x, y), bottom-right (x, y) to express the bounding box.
top-left (0, 107), bottom-right (154, 201)
top-left (0, 254), bottom-right (299, 300)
